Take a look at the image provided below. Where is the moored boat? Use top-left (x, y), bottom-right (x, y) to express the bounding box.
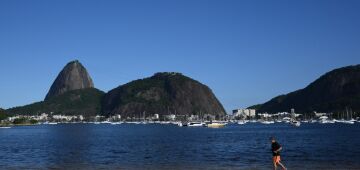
top-left (206, 122), bottom-right (226, 128)
top-left (0, 126), bottom-right (11, 129)
top-left (237, 120), bottom-right (246, 125)
top-left (261, 120), bottom-right (275, 124)
top-left (187, 122), bottom-right (206, 127)
top-left (290, 120), bottom-right (301, 127)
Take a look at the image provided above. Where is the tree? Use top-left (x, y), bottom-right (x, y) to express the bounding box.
top-left (0, 108), bottom-right (8, 121)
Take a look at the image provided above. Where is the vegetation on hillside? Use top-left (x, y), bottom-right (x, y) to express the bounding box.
top-left (102, 72), bottom-right (226, 117)
top-left (0, 108), bottom-right (8, 121)
top-left (7, 88), bottom-right (104, 116)
top-left (252, 64), bottom-right (360, 114)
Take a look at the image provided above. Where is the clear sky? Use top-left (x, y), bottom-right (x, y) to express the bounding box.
top-left (1, 0), bottom-right (360, 112)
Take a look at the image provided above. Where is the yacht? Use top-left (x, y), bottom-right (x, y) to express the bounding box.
top-left (320, 119), bottom-right (335, 124)
top-left (111, 122), bottom-right (123, 125)
top-left (0, 126), bottom-right (11, 129)
top-left (187, 122), bottom-right (206, 127)
top-left (342, 120), bottom-right (355, 124)
top-left (207, 122), bottom-right (226, 128)
top-left (261, 120), bottom-right (275, 124)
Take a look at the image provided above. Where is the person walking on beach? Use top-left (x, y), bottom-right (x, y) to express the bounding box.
top-left (270, 137), bottom-right (287, 170)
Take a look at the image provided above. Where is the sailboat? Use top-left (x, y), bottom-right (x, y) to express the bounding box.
top-left (342, 107), bottom-right (354, 124)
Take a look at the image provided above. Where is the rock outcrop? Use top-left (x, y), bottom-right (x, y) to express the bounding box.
top-left (45, 60), bottom-right (94, 100)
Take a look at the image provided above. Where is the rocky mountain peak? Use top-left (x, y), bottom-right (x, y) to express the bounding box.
top-left (45, 60), bottom-right (94, 100)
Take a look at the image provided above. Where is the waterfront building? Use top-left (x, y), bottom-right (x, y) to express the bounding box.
top-left (233, 109), bottom-right (256, 118)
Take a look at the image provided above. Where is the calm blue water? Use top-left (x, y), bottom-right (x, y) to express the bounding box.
top-left (0, 123), bottom-right (360, 170)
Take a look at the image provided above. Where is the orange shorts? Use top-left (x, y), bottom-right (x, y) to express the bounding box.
top-left (273, 156), bottom-right (281, 164)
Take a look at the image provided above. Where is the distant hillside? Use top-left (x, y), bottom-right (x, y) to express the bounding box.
top-left (7, 88), bottom-right (104, 116)
top-left (252, 65), bottom-right (360, 113)
top-left (101, 72), bottom-right (226, 117)
top-left (0, 108), bottom-right (7, 120)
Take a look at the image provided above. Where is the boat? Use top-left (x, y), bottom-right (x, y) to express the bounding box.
top-left (177, 122), bottom-right (188, 127)
top-left (249, 120), bottom-right (257, 123)
top-left (0, 126), bottom-right (11, 129)
top-left (310, 119), bottom-right (317, 123)
top-left (48, 122), bottom-right (58, 125)
top-left (187, 122), bottom-right (206, 127)
top-left (237, 120), bottom-right (246, 125)
top-left (290, 120), bottom-right (301, 127)
top-left (125, 121), bottom-right (141, 124)
top-left (110, 122), bottom-right (123, 125)
top-left (261, 120), bottom-right (275, 124)
top-left (319, 119), bottom-right (335, 124)
top-left (206, 122), bottom-right (226, 128)
top-left (342, 120), bottom-right (354, 124)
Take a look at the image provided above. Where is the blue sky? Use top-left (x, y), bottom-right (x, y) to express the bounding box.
top-left (1, 0), bottom-right (360, 112)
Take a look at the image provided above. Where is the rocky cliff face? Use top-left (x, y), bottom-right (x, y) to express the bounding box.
top-left (252, 64), bottom-right (360, 113)
top-left (101, 72), bottom-right (226, 117)
top-left (45, 60), bottom-right (94, 100)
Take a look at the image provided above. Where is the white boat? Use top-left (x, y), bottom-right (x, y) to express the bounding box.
top-left (207, 122), bottom-right (226, 128)
top-left (319, 119), bottom-right (335, 124)
top-left (48, 122), bottom-right (58, 125)
top-left (342, 121), bottom-right (354, 124)
top-left (290, 120), bottom-right (301, 127)
top-left (261, 120), bottom-right (275, 124)
top-left (237, 120), bottom-right (247, 125)
top-left (187, 122), bottom-right (205, 127)
top-left (111, 122), bottom-right (123, 125)
top-left (0, 126), bottom-right (11, 129)
top-left (276, 120), bottom-right (282, 123)
top-left (310, 120), bottom-right (317, 123)
top-left (177, 122), bottom-right (187, 127)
